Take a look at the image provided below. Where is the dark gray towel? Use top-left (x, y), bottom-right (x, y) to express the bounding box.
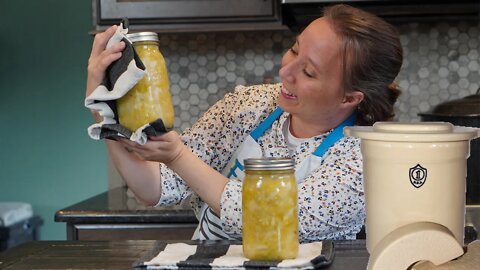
top-left (85, 19), bottom-right (169, 145)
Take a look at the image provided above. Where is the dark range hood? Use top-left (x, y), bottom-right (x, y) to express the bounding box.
top-left (282, 0), bottom-right (480, 31)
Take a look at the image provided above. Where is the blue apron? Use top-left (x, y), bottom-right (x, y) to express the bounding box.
top-left (193, 107), bottom-right (356, 240)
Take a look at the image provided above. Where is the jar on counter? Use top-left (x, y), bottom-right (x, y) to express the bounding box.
top-left (242, 158), bottom-right (299, 260)
top-left (117, 32), bottom-right (174, 132)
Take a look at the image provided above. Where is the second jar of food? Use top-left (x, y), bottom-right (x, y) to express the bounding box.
top-left (242, 157), bottom-right (299, 260)
top-left (117, 32), bottom-right (174, 132)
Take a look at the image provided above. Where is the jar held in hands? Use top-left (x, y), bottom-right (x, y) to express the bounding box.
top-left (117, 32), bottom-right (174, 132)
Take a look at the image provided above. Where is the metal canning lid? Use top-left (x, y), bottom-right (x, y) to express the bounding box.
top-left (126, 32), bottom-right (159, 43)
top-left (244, 158), bottom-right (295, 170)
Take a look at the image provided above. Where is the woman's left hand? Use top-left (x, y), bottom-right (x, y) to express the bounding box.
top-left (118, 131), bottom-right (187, 165)
top-left (120, 130), bottom-right (228, 215)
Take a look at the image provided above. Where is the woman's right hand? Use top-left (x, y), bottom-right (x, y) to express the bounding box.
top-left (85, 25), bottom-right (126, 98)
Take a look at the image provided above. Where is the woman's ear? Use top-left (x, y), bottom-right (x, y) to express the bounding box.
top-left (342, 91), bottom-right (364, 108)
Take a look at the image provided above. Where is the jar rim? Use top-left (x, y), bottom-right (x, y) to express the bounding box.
top-left (126, 32), bottom-right (159, 43)
top-left (244, 158), bottom-right (294, 170)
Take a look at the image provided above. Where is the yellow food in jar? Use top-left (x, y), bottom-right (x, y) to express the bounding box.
top-left (117, 38), bottom-right (174, 132)
top-left (242, 169), bottom-right (299, 260)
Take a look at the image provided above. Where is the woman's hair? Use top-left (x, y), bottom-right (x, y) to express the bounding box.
top-left (323, 4), bottom-right (403, 125)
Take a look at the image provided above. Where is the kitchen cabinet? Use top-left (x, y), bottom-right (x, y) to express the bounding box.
top-left (55, 187), bottom-right (198, 240)
top-left (92, 0), bottom-right (286, 33)
top-left (55, 188), bottom-right (479, 242)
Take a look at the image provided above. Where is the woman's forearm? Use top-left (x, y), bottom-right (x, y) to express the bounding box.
top-left (166, 145), bottom-right (228, 215)
top-left (106, 131), bottom-right (227, 212)
top-left (106, 140), bottom-right (161, 206)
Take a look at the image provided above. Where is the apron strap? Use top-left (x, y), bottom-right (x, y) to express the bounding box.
top-left (250, 107), bottom-right (284, 141)
top-left (247, 106), bottom-right (356, 157)
top-left (313, 112), bottom-right (356, 157)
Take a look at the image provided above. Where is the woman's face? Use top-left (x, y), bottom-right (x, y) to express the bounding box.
top-left (278, 18), bottom-right (355, 127)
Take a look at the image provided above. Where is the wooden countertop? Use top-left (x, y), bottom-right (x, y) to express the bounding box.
top-left (0, 240), bottom-right (369, 270)
top-left (54, 187), bottom-right (197, 224)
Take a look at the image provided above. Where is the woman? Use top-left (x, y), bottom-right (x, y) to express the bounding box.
top-left (86, 4), bottom-right (402, 241)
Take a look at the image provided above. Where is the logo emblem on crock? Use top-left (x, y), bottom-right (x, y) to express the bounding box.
top-left (409, 164), bottom-right (427, 188)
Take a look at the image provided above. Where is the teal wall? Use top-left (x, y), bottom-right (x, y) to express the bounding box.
top-left (0, 0), bottom-right (108, 240)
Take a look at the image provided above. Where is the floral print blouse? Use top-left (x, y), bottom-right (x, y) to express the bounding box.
top-left (156, 83), bottom-right (365, 241)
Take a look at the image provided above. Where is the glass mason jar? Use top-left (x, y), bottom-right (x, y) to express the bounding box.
top-left (117, 32), bottom-right (174, 132)
top-left (242, 158), bottom-right (299, 260)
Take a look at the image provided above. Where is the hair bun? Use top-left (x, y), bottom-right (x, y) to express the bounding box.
top-left (387, 82), bottom-right (401, 103)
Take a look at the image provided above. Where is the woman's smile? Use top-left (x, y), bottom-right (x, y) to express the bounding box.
top-left (281, 85), bottom-right (297, 100)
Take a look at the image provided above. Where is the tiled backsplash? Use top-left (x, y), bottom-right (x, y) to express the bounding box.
top-left (158, 21), bottom-right (480, 130)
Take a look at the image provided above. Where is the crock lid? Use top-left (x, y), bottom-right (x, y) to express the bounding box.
top-left (126, 32), bottom-right (159, 43)
top-left (344, 122), bottom-right (480, 142)
top-left (419, 88), bottom-right (480, 117)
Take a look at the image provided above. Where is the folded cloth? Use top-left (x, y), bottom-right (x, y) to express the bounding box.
top-left (133, 241), bottom-right (334, 270)
top-left (0, 202), bottom-right (33, 227)
top-left (85, 19), bottom-right (169, 145)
